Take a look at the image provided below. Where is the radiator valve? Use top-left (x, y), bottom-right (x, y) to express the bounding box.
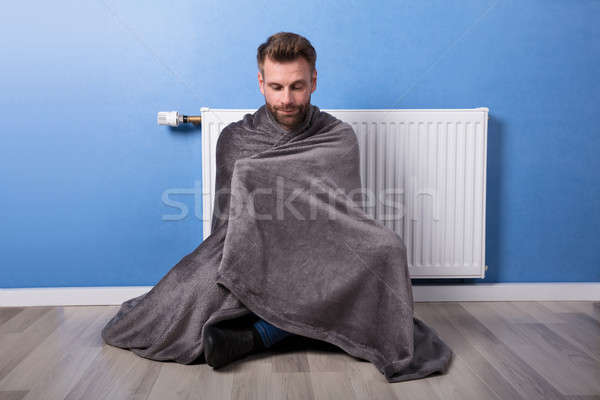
top-left (157, 111), bottom-right (202, 127)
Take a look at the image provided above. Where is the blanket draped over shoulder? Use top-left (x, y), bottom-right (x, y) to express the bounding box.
top-left (101, 104), bottom-right (453, 382)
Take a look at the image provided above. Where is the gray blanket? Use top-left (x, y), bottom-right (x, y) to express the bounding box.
top-left (101, 104), bottom-right (453, 382)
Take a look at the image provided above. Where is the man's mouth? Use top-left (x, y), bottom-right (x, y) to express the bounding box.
top-left (279, 108), bottom-right (297, 114)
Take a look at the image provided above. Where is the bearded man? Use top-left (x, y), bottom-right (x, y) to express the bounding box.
top-left (101, 32), bottom-right (453, 383)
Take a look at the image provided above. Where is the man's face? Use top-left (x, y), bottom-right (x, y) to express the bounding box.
top-left (258, 56), bottom-right (317, 131)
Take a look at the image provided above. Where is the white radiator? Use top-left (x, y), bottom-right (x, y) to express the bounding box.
top-left (201, 107), bottom-right (489, 279)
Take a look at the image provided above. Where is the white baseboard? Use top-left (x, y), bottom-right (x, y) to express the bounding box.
top-left (0, 283), bottom-right (598, 307)
top-left (412, 282), bottom-right (600, 302)
top-left (0, 286), bottom-right (152, 307)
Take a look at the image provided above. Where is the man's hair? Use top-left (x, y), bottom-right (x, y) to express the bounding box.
top-left (257, 32), bottom-right (317, 78)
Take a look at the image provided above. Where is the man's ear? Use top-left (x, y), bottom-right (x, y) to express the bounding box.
top-left (311, 69), bottom-right (317, 93)
top-left (258, 71), bottom-right (265, 95)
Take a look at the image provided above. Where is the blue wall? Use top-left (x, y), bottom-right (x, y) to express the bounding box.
top-left (1, 0), bottom-right (598, 288)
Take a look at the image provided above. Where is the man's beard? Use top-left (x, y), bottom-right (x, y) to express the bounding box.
top-left (265, 97), bottom-right (311, 131)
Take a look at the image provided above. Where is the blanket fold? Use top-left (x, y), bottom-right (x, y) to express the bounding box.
top-left (101, 104), bottom-right (453, 382)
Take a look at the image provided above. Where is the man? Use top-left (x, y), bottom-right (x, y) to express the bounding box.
top-left (101, 32), bottom-right (452, 383)
top-left (257, 33), bottom-right (317, 132)
top-left (202, 32), bottom-right (319, 368)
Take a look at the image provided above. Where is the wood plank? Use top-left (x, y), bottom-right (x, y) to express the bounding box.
top-left (389, 377), bottom-right (441, 400)
top-left (440, 302), bottom-right (565, 400)
top-left (415, 303), bottom-right (517, 400)
top-left (0, 307), bottom-right (54, 334)
top-left (305, 340), bottom-right (352, 373)
top-left (310, 372), bottom-right (356, 400)
top-left (102, 356), bottom-right (161, 400)
top-left (0, 391), bottom-right (28, 400)
top-left (520, 302), bottom-right (600, 362)
top-left (345, 355), bottom-right (397, 400)
top-left (270, 346), bottom-right (310, 373)
top-left (427, 353), bottom-right (502, 400)
top-left (267, 373), bottom-right (315, 400)
top-left (0, 307), bottom-right (109, 395)
top-left (510, 302), bottom-right (564, 324)
top-left (147, 361), bottom-right (232, 400)
top-left (546, 312), bottom-right (600, 362)
top-left (63, 343), bottom-right (140, 400)
top-left (0, 308), bottom-right (64, 383)
top-left (541, 301), bottom-right (599, 321)
top-left (0, 309), bottom-right (24, 329)
top-left (231, 363), bottom-right (273, 400)
top-left (462, 302), bottom-right (600, 395)
top-left (568, 301), bottom-right (600, 321)
top-left (513, 323), bottom-right (600, 395)
top-left (460, 302), bottom-right (532, 347)
top-left (31, 308), bottom-right (113, 400)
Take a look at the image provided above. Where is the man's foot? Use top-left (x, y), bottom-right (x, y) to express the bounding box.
top-left (204, 324), bottom-right (264, 368)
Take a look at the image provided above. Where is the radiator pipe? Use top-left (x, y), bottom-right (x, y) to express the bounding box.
top-left (183, 115), bottom-right (202, 125)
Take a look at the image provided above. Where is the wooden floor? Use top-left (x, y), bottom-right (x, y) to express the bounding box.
top-left (0, 301), bottom-right (598, 400)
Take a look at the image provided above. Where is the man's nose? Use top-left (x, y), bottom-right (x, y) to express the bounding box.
top-left (282, 87), bottom-right (293, 104)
